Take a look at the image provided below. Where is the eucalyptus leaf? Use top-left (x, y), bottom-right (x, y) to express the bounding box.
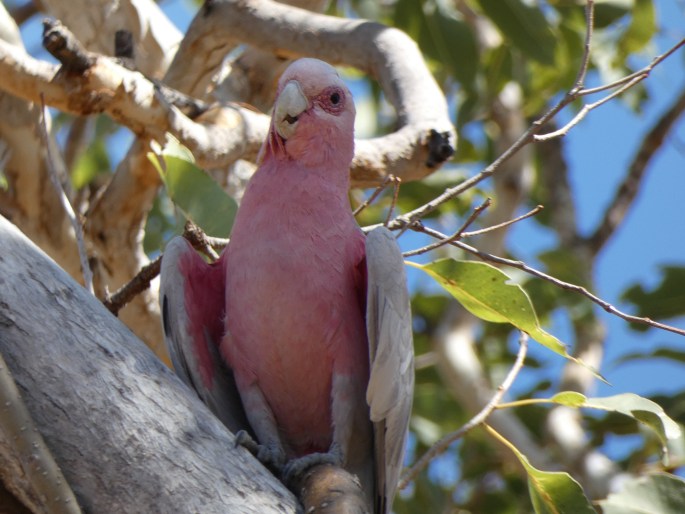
top-left (486, 426), bottom-right (596, 514)
top-left (599, 473), bottom-right (685, 514)
top-left (411, 259), bottom-right (567, 356)
top-left (549, 392), bottom-right (681, 451)
top-left (148, 137), bottom-right (237, 238)
top-left (474, 0), bottom-right (558, 65)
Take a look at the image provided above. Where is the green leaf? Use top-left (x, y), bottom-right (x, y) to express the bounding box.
top-left (598, 473), bottom-right (685, 514)
top-left (618, 0), bottom-right (656, 56)
top-left (411, 259), bottom-right (568, 356)
top-left (148, 137), bottom-right (237, 238)
top-left (550, 391), bottom-right (587, 407)
top-left (485, 425), bottom-right (596, 514)
top-left (621, 265), bottom-right (685, 330)
top-left (425, 2), bottom-right (479, 90)
top-left (593, 0), bottom-right (633, 29)
top-left (71, 138), bottom-right (110, 190)
top-left (584, 394), bottom-right (682, 450)
top-left (474, 0), bottom-right (558, 65)
top-left (550, 392), bottom-right (682, 451)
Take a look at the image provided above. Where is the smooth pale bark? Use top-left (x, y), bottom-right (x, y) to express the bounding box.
top-left (0, 215), bottom-right (297, 513)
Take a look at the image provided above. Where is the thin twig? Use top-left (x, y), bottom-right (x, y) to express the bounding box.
top-left (572, 0), bottom-right (595, 90)
top-left (39, 94), bottom-right (94, 294)
top-left (183, 221), bottom-right (220, 261)
top-left (578, 37), bottom-right (685, 97)
top-left (383, 2), bottom-right (596, 231)
top-left (535, 37), bottom-right (685, 141)
top-left (535, 75), bottom-right (645, 141)
top-left (461, 204), bottom-right (544, 238)
top-left (402, 198), bottom-right (491, 257)
top-left (399, 333), bottom-right (529, 489)
top-left (104, 257), bottom-right (162, 316)
top-left (384, 5), bottom-right (685, 233)
top-left (384, 176), bottom-right (402, 227)
top-left (353, 174), bottom-right (396, 216)
top-left (410, 223), bottom-right (685, 337)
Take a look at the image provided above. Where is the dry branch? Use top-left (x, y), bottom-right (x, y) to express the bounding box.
top-left (0, 25), bottom-right (268, 166)
top-left (171, 0), bottom-right (455, 186)
top-left (38, 0), bottom-right (182, 79)
top-left (0, 215), bottom-right (299, 513)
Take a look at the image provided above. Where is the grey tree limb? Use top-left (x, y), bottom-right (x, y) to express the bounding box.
top-left (0, 215), bottom-right (298, 514)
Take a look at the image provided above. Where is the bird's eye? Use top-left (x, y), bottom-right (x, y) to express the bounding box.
top-left (330, 92), bottom-right (341, 105)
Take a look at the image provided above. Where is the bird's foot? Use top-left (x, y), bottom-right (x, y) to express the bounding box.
top-left (234, 430), bottom-right (287, 474)
top-left (283, 443), bottom-right (344, 487)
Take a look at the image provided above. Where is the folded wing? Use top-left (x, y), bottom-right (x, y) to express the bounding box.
top-left (159, 236), bottom-right (249, 434)
top-left (365, 227), bottom-right (414, 514)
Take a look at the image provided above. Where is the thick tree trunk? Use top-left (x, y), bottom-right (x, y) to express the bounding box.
top-left (0, 215), bottom-right (297, 513)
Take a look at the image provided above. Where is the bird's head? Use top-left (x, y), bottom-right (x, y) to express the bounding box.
top-left (263, 58), bottom-right (356, 171)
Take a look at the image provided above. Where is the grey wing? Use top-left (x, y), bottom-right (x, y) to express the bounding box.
top-left (365, 227), bottom-right (415, 514)
top-left (159, 236), bottom-right (249, 434)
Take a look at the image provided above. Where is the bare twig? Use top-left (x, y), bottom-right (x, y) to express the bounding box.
top-left (39, 94), bottom-right (94, 294)
top-left (182, 221), bottom-right (221, 261)
top-left (103, 257), bottom-right (162, 316)
top-left (385, 176), bottom-right (402, 227)
top-left (571, 0), bottom-right (595, 90)
top-left (461, 205), bottom-right (544, 238)
top-left (402, 198), bottom-right (491, 257)
top-left (578, 37), bottom-right (685, 97)
top-left (534, 75), bottom-right (645, 141)
top-left (399, 333), bottom-right (529, 489)
top-left (385, 4), bottom-right (685, 233)
top-left (535, 37), bottom-right (685, 141)
top-left (353, 174), bottom-right (396, 216)
top-left (410, 223), bottom-right (685, 337)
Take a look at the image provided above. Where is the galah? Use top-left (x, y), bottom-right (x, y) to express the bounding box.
top-left (159, 58), bottom-right (414, 513)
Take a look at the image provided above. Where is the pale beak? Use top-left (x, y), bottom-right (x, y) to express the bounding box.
top-left (274, 80), bottom-right (308, 140)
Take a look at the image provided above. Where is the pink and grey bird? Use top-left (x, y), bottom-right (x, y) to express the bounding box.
top-left (160, 58), bottom-right (414, 513)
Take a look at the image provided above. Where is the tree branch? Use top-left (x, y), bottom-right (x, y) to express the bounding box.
top-left (38, 0), bottom-right (182, 79)
top-left (166, 0), bottom-right (456, 186)
top-left (0, 215), bottom-right (299, 513)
